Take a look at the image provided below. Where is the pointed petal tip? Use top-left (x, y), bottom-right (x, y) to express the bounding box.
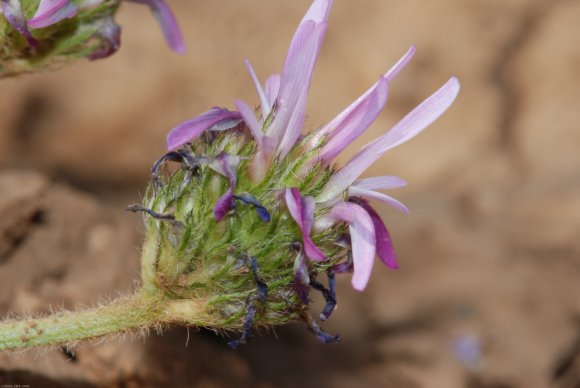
top-left (302, 0), bottom-right (333, 24)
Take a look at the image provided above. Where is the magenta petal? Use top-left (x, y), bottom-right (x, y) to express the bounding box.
top-left (214, 187), bottom-right (234, 221)
top-left (28, 0), bottom-right (77, 29)
top-left (318, 77), bottom-right (460, 203)
top-left (352, 176), bottom-right (407, 190)
top-left (357, 200), bottom-right (398, 269)
top-left (285, 188), bottom-right (327, 262)
top-left (328, 202), bottom-right (376, 291)
top-left (317, 77), bottom-right (388, 163)
top-left (166, 108), bottom-right (242, 150)
top-left (348, 186), bottom-right (409, 214)
top-left (127, 0), bottom-right (185, 53)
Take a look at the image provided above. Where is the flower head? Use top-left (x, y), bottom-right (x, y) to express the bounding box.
top-left (143, 0), bottom-right (459, 345)
top-left (0, 0), bottom-right (184, 76)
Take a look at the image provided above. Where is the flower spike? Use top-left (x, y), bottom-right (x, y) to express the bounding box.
top-left (133, 0), bottom-right (460, 349)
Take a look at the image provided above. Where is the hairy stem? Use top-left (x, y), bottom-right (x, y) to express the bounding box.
top-left (0, 293), bottom-right (171, 351)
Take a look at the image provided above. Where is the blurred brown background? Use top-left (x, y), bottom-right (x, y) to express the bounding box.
top-left (1, 0), bottom-right (580, 387)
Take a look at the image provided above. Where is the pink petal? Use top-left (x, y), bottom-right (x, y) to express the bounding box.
top-left (284, 188), bottom-right (327, 262)
top-left (328, 202), bottom-right (376, 291)
top-left (166, 107), bottom-right (242, 150)
top-left (301, 0), bottom-right (333, 24)
top-left (357, 200), bottom-right (399, 269)
top-left (267, 22), bottom-right (326, 143)
top-left (244, 60), bottom-right (270, 119)
top-left (317, 76), bottom-right (460, 203)
top-left (264, 74), bottom-right (281, 108)
top-left (308, 45), bottom-right (416, 148)
top-left (317, 77), bottom-right (389, 163)
top-left (352, 176), bottom-right (407, 190)
top-left (214, 187), bottom-right (234, 221)
top-left (28, 0), bottom-right (78, 29)
top-left (277, 86), bottom-right (309, 159)
top-left (250, 135), bottom-right (277, 181)
top-left (348, 186), bottom-right (409, 214)
top-left (266, 0), bottom-right (332, 146)
top-left (235, 99), bottom-right (262, 143)
top-left (127, 0), bottom-right (185, 54)
top-left (383, 45), bottom-right (416, 83)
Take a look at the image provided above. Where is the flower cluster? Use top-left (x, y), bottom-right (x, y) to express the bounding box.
top-left (138, 0), bottom-right (459, 345)
top-left (0, 0), bottom-right (183, 68)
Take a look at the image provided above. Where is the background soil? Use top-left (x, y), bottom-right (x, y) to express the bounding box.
top-left (1, 0), bottom-right (580, 387)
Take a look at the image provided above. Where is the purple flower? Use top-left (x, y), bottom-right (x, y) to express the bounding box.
top-left (164, 0), bottom-right (460, 292)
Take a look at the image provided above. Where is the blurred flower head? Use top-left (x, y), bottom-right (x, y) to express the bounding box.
top-left (0, 0), bottom-right (184, 76)
top-left (139, 0), bottom-right (460, 345)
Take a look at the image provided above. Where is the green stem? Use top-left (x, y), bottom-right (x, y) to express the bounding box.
top-left (0, 293), bottom-right (164, 351)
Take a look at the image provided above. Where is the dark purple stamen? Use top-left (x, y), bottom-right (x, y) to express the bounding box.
top-left (248, 256), bottom-right (268, 303)
top-left (151, 150), bottom-right (200, 188)
top-left (294, 281), bottom-right (310, 304)
top-left (126, 204), bottom-right (183, 227)
top-left (334, 251), bottom-right (354, 274)
top-left (228, 295), bottom-right (257, 349)
top-left (233, 193), bottom-right (270, 222)
top-left (302, 313), bottom-right (340, 344)
top-left (309, 269), bottom-right (337, 321)
top-left (151, 150), bottom-right (198, 176)
top-left (228, 256), bottom-right (268, 349)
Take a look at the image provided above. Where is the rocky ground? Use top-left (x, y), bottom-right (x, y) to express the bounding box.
top-left (1, 0), bottom-right (580, 387)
